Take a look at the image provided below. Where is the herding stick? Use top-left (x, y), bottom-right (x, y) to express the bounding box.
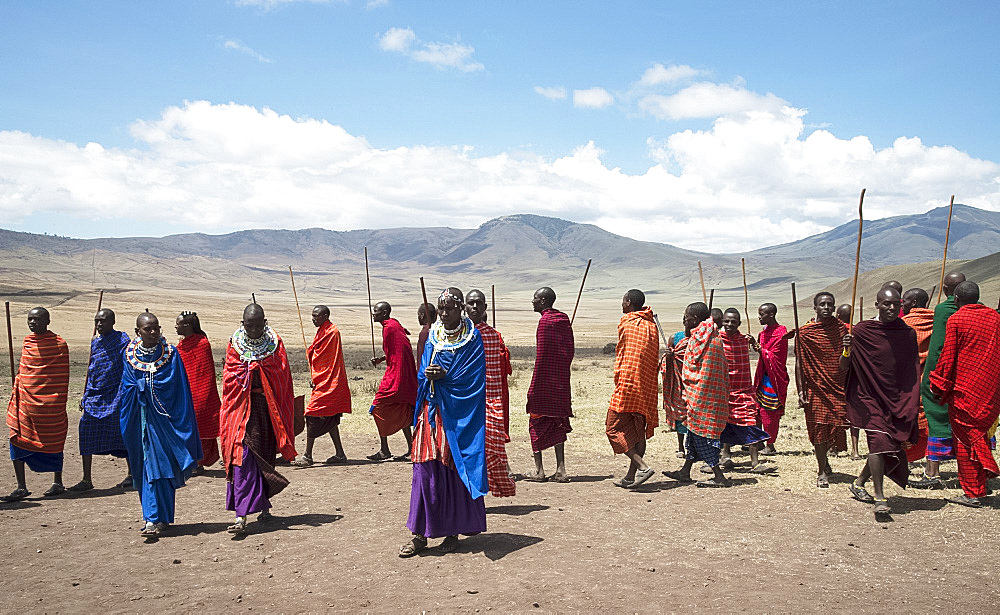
top-left (936, 195), bottom-right (955, 305)
top-left (570, 258), bottom-right (592, 326)
top-left (742, 258), bottom-right (752, 335)
top-left (288, 267), bottom-right (309, 353)
top-left (697, 261), bottom-right (707, 304)
top-left (365, 247), bottom-right (376, 360)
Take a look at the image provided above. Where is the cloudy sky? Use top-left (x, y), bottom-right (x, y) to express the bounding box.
top-left (2, 1), bottom-right (998, 251)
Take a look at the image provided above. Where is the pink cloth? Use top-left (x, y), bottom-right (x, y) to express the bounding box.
top-left (372, 318), bottom-right (418, 407)
top-left (754, 323), bottom-right (790, 412)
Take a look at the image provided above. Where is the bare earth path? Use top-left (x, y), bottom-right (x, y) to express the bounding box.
top-left (2, 428), bottom-right (998, 613)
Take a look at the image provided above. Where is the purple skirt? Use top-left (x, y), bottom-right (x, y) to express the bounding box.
top-left (407, 460), bottom-right (486, 539)
top-left (226, 444), bottom-right (271, 516)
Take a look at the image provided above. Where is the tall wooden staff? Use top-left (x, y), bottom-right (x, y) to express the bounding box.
top-left (364, 247), bottom-right (376, 360)
top-left (491, 284), bottom-right (497, 328)
top-left (570, 258), bottom-right (592, 326)
top-left (790, 282), bottom-right (802, 391)
top-left (935, 195), bottom-right (956, 305)
top-left (708, 289), bottom-right (715, 311)
top-left (4, 302), bottom-right (15, 387)
top-left (741, 258), bottom-right (752, 335)
top-left (419, 277), bottom-right (430, 321)
top-left (846, 188), bottom-right (866, 356)
top-left (81, 290), bottom-right (105, 394)
top-left (288, 267), bottom-right (309, 352)
top-left (697, 261), bottom-right (707, 304)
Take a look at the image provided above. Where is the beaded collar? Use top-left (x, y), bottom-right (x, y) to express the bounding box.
top-left (231, 325), bottom-right (278, 362)
top-left (428, 317), bottom-right (477, 352)
top-left (125, 337), bottom-right (172, 372)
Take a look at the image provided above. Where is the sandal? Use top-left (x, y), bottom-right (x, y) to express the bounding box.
top-left (662, 470), bottom-right (694, 484)
top-left (627, 468), bottom-right (655, 489)
top-left (68, 480), bottom-right (94, 492)
top-left (946, 494), bottom-right (983, 508)
top-left (325, 455), bottom-right (347, 464)
top-left (258, 510), bottom-right (274, 523)
top-left (43, 483), bottom-right (65, 497)
top-left (908, 474), bottom-right (943, 490)
top-left (816, 474), bottom-right (830, 489)
top-left (549, 472), bottom-right (571, 483)
top-left (849, 481), bottom-right (875, 504)
top-left (291, 456), bottom-right (314, 467)
top-left (227, 518), bottom-right (248, 535)
top-left (366, 451), bottom-right (392, 462)
top-left (612, 477), bottom-right (633, 488)
top-left (873, 499), bottom-right (891, 515)
top-left (141, 522), bottom-right (168, 537)
top-left (1, 488), bottom-right (31, 502)
top-left (119, 476), bottom-right (134, 490)
top-left (399, 535), bottom-right (428, 558)
top-left (393, 452), bottom-right (411, 462)
top-left (696, 477), bottom-right (732, 488)
top-left (751, 462), bottom-right (777, 475)
top-left (522, 473), bottom-right (548, 483)
top-left (719, 459), bottom-right (735, 471)
top-left (438, 535), bottom-right (459, 553)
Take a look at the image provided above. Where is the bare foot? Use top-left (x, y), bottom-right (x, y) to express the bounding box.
top-left (522, 471), bottom-right (547, 482)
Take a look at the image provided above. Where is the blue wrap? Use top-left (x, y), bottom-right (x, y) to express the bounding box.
top-left (414, 320), bottom-right (488, 499)
top-left (118, 343), bottom-right (202, 497)
top-left (82, 331), bottom-right (131, 419)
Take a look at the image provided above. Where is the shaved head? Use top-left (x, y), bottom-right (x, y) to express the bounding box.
top-left (943, 271), bottom-right (966, 297)
top-left (954, 281), bottom-right (980, 307)
top-left (243, 303), bottom-right (265, 321)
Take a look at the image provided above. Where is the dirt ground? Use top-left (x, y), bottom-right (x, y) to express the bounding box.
top-left (2, 347), bottom-right (999, 613)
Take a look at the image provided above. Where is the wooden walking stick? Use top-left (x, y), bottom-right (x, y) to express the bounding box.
top-left (82, 290), bottom-right (105, 394)
top-left (790, 282), bottom-right (802, 391)
top-left (419, 276), bottom-right (430, 322)
top-left (935, 195), bottom-right (956, 305)
top-left (570, 258), bottom-right (592, 326)
top-left (652, 313), bottom-right (671, 349)
top-left (741, 258), bottom-right (752, 335)
top-left (491, 284), bottom-right (496, 328)
top-left (5, 302), bottom-right (15, 387)
top-left (847, 189), bottom-right (866, 346)
top-left (288, 267), bottom-right (309, 352)
top-left (708, 289), bottom-right (715, 311)
top-left (859, 297), bottom-right (864, 322)
top-left (697, 261), bottom-right (707, 304)
top-left (365, 247), bottom-right (376, 360)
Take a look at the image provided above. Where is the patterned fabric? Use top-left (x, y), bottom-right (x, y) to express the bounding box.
top-left (230, 325), bottom-right (278, 362)
top-left (372, 318), bottom-right (418, 407)
top-left (902, 308), bottom-right (935, 368)
top-left (411, 401), bottom-right (452, 465)
top-left (226, 375), bottom-right (289, 515)
top-left (7, 331), bottom-right (69, 455)
top-left (845, 319), bottom-right (921, 450)
top-left (176, 333), bottom-right (222, 438)
top-left (929, 304), bottom-right (1000, 497)
top-left (921, 297), bottom-right (960, 439)
top-left (661, 335), bottom-right (687, 423)
top-left (754, 323), bottom-right (790, 413)
top-left (306, 320), bottom-right (352, 417)
top-left (526, 308), bottom-right (574, 419)
top-left (79, 330), bottom-right (130, 456)
top-left (476, 322), bottom-right (512, 441)
top-left (608, 308), bottom-right (660, 442)
top-left (684, 432), bottom-right (722, 467)
top-left (720, 423), bottom-right (769, 446)
top-left (220, 333), bottom-right (297, 470)
top-left (606, 409), bottom-right (646, 455)
top-left (796, 318), bottom-right (850, 445)
top-left (682, 319), bottom-right (729, 439)
top-left (721, 329), bottom-right (757, 427)
top-left (529, 415), bottom-right (571, 452)
top-left (926, 437), bottom-right (956, 462)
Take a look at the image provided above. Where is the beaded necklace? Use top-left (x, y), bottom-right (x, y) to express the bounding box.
top-left (231, 325), bottom-right (278, 362)
top-left (125, 337), bottom-right (173, 418)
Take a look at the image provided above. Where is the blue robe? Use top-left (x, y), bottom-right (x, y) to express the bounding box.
top-left (414, 323), bottom-right (487, 499)
top-left (79, 330), bottom-right (130, 456)
top-left (118, 341), bottom-right (201, 524)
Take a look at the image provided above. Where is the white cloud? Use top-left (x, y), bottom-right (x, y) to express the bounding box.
top-left (639, 81), bottom-right (787, 120)
top-left (378, 27), bottom-right (484, 72)
top-left (366, 0), bottom-right (388, 7)
top-left (1, 100), bottom-right (998, 252)
top-left (378, 27), bottom-right (415, 52)
top-left (573, 87), bottom-right (614, 109)
top-left (223, 39), bottom-right (273, 64)
top-left (637, 63), bottom-right (702, 87)
top-left (534, 86), bottom-right (566, 100)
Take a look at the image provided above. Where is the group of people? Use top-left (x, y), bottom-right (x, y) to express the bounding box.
top-left (4, 272), bottom-right (998, 552)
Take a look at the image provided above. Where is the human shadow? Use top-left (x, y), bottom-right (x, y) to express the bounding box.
top-left (229, 512), bottom-right (343, 540)
top-left (624, 479), bottom-right (690, 493)
top-left (567, 474), bottom-right (615, 483)
top-left (169, 521), bottom-right (233, 537)
top-left (0, 499), bottom-right (42, 511)
top-left (826, 472), bottom-right (856, 485)
top-left (194, 469), bottom-right (227, 479)
top-left (486, 504), bottom-right (550, 516)
top-left (67, 486), bottom-right (129, 499)
top-left (418, 532), bottom-right (543, 562)
top-left (889, 495), bottom-right (948, 515)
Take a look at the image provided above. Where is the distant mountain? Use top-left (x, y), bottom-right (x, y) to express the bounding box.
top-left (2, 205), bottom-right (999, 295)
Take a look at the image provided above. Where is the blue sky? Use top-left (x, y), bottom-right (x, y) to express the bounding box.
top-left (2, 1), bottom-right (998, 251)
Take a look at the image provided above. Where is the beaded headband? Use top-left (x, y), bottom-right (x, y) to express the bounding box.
top-left (438, 289), bottom-right (463, 305)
